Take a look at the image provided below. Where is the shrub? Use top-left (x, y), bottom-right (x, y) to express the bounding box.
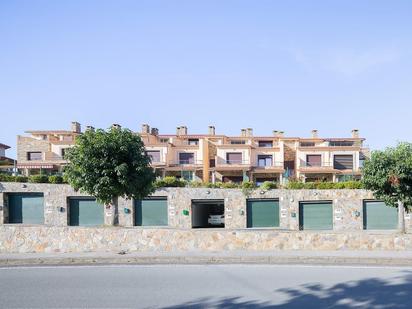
top-left (219, 182), bottom-right (239, 189)
top-left (154, 176), bottom-right (186, 188)
top-left (343, 181), bottom-right (364, 189)
top-left (14, 176), bottom-right (28, 183)
top-left (241, 181), bottom-right (256, 189)
top-left (48, 175), bottom-right (63, 184)
top-left (28, 175), bottom-right (49, 183)
top-left (260, 181), bottom-right (278, 190)
top-left (187, 181), bottom-right (204, 188)
top-left (286, 181), bottom-right (305, 189)
top-left (206, 182), bottom-right (220, 188)
top-left (315, 182), bottom-right (335, 190)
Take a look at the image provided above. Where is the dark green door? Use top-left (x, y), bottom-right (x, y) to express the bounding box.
top-left (8, 193), bottom-right (44, 224)
top-left (247, 199), bottom-right (279, 228)
top-left (363, 201), bottom-right (398, 230)
top-left (69, 198), bottom-right (104, 226)
top-left (299, 201), bottom-right (333, 230)
top-left (135, 198), bottom-right (168, 226)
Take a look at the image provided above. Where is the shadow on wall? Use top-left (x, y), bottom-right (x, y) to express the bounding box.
top-left (164, 271), bottom-right (412, 309)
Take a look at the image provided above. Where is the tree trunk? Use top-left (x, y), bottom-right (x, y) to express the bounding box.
top-left (398, 200), bottom-right (406, 234)
top-left (104, 197), bottom-right (118, 226)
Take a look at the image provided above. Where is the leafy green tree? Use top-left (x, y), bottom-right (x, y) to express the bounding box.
top-left (362, 142), bottom-right (412, 233)
top-left (64, 126), bottom-right (156, 223)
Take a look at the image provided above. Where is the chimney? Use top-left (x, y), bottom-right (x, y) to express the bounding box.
top-left (311, 129), bottom-right (318, 138)
top-left (273, 130), bottom-right (284, 138)
top-left (112, 123), bottom-right (121, 129)
top-left (151, 128), bottom-right (159, 136)
top-left (351, 129), bottom-right (359, 138)
top-left (180, 126), bottom-right (187, 135)
top-left (241, 129), bottom-right (247, 137)
top-left (71, 122), bottom-right (81, 133)
top-left (208, 126), bottom-right (215, 136)
top-left (85, 126), bottom-right (95, 132)
top-left (142, 124), bottom-right (150, 134)
top-left (247, 128), bottom-right (253, 137)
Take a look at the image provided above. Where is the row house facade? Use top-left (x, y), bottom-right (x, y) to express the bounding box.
top-left (16, 122), bottom-right (369, 183)
top-left (0, 143), bottom-right (15, 174)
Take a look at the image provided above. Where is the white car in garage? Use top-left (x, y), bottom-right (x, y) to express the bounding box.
top-left (208, 214), bottom-right (225, 226)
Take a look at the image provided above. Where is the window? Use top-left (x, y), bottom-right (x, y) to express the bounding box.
top-left (27, 152), bottom-right (42, 161)
top-left (329, 141), bottom-right (354, 147)
top-left (230, 140), bottom-right (246, 145)
top-left (226, 152), bottom-right (242, 164)
top-left (62, 135), bottom-right (73, 142)
top-left (181, 171), bottom-right (194, 181)
top-left (258, 141), bottom-right (273, 148)
top-left (333, 155), bottom-right (353, 170)
top-left (300, 142), bottom-right (315, 147)
top-left (61, 148), bottom-right (68, 158)
top-left (179, 152), bottom-right (195, 164)
top-left (188, 139), bottom-right (199, 145)
top-left (146, 150), bottom-right (161, 163)
top-left (306, 155), bottom-right (321, 167)
top-left (257, 155), bottom-right (273, 167)
top-left (160, 138), bottom-right (169, 143)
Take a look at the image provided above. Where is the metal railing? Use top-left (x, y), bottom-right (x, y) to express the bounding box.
top-left (255, 161), bottom-right (284, 168)
top-left (172, 159), bottom-right (203, 165)
top-left (299, 160), bottom-right (333, 168)
top-left (216, 158), bottom-right (251, 165)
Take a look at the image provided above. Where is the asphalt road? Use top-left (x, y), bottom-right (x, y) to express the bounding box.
top-left (1, 264), bottom-right (412, 308)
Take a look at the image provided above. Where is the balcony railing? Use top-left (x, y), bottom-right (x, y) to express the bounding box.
top-left (171, 159), bottom-right (203, 165)
top-left (255, 161), bottom-right (284, 168)
top-left (299, 160), bottom-right (333, 168)
top-left (216, 158), bottom-right (251, 165)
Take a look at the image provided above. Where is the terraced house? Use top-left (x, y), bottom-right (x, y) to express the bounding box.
top-left (140, 125), bottom-right (368, 183)
top-left (17, 122), bottom-right (369, 183)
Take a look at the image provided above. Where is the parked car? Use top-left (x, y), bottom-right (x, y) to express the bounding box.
top-left (208, 214), bottom-right (225, 226)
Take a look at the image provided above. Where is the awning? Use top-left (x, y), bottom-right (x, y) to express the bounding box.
top-left (17, 164), bottom-right (55, 169)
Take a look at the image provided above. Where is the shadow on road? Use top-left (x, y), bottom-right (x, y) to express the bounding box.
top-left (164, 271), bottom-right (412, 308)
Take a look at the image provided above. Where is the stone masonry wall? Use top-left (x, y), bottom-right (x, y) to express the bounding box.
top-left (1, 182), bottom-right (411, 253)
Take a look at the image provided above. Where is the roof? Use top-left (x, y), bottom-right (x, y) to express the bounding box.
top-left (0, 143), bottom-right (10, 149)
top-left (25, 130), bottom-right (78, 135)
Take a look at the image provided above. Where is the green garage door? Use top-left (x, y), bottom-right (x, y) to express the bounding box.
top-left (135, 198), bottom-right (168, 226)
top-left (69, 198), bottom-right (104, 226)
top-left (363, 201), bottom-right (398, 230)
top-left (8, 193), bottom-right (44, 224)
top-left (299, 201), bottom-right (333, 230)
top-left (247, 199), bottom-right (279, 228)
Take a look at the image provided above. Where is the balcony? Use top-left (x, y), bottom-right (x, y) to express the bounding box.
top-left (44, 152), bottom-right (66, 162)
top-left (215, 157), bottom-right (251, 171)
top-left (167, 159), bottom-right (203, 171)
top-left (298, 160), bottom-right (335, 173)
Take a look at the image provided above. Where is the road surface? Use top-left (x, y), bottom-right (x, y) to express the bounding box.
top-left (1, 264), bottom-right (411, 308)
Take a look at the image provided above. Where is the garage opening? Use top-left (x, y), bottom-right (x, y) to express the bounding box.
top-left (68, 197), bottom-right (104, 226)
top-left (363, 200), bottom-right (398, 230)
top-left (192, 200), bottom-right (224, 228)
top-left (7, 193), bottom-right (44, 224)
top-left (299, 201), bottom-right (333, 230)
top-left (135, 197), bottom-right (168, 226)
top-left (247, 199), bottom-right (279, 228)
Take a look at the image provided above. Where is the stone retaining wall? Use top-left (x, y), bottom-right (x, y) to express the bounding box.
top-left (0, 226), bottom-right (410, 253)
top-left (1, 182), bottom-right (412, 253)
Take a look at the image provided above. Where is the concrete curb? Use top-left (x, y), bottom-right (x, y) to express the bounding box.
top-left (2, 255), bottom-right (412, 267)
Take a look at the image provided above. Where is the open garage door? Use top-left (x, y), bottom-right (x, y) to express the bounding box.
top-left (192, 200), bottom-right (224, 228)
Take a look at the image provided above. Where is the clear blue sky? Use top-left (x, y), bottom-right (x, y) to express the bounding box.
top-left (1, 1), bottom-right (411, 157)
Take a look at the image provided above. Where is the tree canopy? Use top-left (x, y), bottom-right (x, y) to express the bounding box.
top-left (64, 126), bottom-right (155, 204)
top-left (362, 142), bottom-right (412, 212)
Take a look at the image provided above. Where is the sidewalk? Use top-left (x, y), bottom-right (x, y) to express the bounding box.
top-left (2, 250), bottom-right (412, 267)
